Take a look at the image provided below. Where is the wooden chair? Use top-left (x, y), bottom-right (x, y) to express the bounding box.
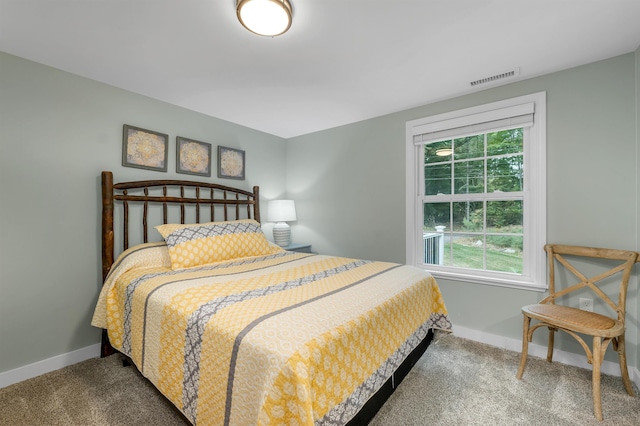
top-left (516, 244), bottom-right (638, 421)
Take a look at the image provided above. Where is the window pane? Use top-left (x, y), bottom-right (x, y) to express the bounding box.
top-left (450, 234), bottom-right (484, 269)
top-left (454, 160), bottom-right (484, 194)
top-left (425, 140), bottom-right (452, 164)
top-left (486, 200), bottom-right (523, 231)
top-left (487, 129), bottom-right (523, 156)
top-left (486, 235), bottom-right (523, 273)
top-left (423, 202), bottom-right (450, 231)
top-left (425, 163), bottom-right (451, 195)
top-left (452, 201), bottom-right (483, 232)
top-left (487, 155), bottom-right (523, 192)
top-left (454, 134), bottom-right (484, 160)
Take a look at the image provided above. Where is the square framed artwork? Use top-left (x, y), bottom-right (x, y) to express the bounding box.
top-left (217, 146), bottom-right (245, 180)
top-left (176, 136), bottom-right (212, 177)
top-left (122, 124), bottom-right (168, 172)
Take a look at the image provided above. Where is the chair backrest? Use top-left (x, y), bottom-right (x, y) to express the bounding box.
top-left (542, 244), bottom-right (638, 322)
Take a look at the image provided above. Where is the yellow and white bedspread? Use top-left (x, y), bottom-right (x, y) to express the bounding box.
top-left (92, 242), bottom-right (451, 426)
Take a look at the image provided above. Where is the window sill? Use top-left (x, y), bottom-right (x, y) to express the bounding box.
top-left (419, 266), bottom-right (548, 292)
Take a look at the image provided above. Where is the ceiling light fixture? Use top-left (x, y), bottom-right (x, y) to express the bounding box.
top-left (237, 0), bottom-right (293, 37)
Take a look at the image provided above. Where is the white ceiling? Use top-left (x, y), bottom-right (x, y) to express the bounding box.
top-left (1, 1), bottom-right (639, 138)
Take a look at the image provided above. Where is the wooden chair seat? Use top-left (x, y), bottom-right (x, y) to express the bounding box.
top-left (516, 244), bottom-right (638, 421)
top-left (522, 304), bottom-right (621, 335)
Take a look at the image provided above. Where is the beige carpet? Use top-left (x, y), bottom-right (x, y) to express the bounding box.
top-left (1, 335), bottom-right (638, 425)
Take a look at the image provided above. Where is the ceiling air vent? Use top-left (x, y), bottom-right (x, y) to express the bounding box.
top-left (470, 68), bottom-right (520, 87)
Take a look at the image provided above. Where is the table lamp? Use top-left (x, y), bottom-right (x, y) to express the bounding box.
top-left (267, 200), bottom-right (297, 246)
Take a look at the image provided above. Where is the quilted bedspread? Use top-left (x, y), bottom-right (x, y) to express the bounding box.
top-left (92, 242), bottom-right (451, 426)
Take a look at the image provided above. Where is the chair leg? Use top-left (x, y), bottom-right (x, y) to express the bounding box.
top-left (546, 327), bottom-right (555, 362)
top-left (516, 315), bottom-right (530, 380)
top-left (616, 335), bottom-right (635, 396)
top-left (592, 336), bottom-right (603, 421)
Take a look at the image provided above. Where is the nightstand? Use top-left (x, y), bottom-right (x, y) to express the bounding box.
top-left (282, 243), bottom-right (312, 253)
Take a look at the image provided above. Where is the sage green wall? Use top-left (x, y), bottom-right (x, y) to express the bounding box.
top-left (287, 53), bottom-right (640, 367)
top-left (636, 45), bottom-right (640, 372)
top-left (0, 52), bottom-right (287, 374)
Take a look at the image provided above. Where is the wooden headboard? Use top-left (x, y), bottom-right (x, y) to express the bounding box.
top-left (101, 170), bottom-right (260, 281)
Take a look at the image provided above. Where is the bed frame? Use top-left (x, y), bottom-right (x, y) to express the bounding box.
top-left (99, 170), bottom-right (433, 425)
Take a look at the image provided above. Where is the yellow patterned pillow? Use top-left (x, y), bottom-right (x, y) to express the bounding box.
top-left (156, 219), bottom-right (281, 270)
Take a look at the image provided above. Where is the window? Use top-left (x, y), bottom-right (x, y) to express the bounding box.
top-left (405, 93), bottom-right (546, 290)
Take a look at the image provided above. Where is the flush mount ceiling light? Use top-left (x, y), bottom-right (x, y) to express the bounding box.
top-left (435, 148), bottom-right (453, 156)
top-left (237, 0), bottom-right (293, 37)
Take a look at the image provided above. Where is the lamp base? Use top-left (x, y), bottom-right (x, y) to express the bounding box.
top-left (273, 222), bottom-right (291, 247)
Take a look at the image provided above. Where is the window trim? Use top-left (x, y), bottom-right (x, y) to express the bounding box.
top-left (406, 92), bottom-right (547, 291)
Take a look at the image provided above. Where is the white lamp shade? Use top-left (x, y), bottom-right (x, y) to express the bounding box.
top-left (267, 200), bottom-right (297, 222)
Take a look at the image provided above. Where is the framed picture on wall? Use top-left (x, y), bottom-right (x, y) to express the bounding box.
top-left (122, 124), bottom-right (168, 172)
top-left (217, 146), bottom-right (245, 180)
top-left (176, 136), bottom-right (212, 177)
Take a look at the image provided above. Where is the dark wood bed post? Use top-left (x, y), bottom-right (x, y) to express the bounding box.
top-left (102, 171), bottom-right (115, 281)
top-left (101, 171), bottom-right (116, 357)
top-left (253, 186), bottom-right (260, 223)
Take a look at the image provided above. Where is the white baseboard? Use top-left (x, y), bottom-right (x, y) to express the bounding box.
top-left (0, 344), bottom-right (101, 389)
top-left (452, 326), bottom-right (640, 390)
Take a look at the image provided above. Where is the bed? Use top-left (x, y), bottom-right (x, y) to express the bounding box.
top-left (92, 171), bottom-right (451, 426)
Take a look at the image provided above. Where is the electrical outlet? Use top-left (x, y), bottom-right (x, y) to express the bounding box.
top-left (579, 298), bottom-right (593, 312)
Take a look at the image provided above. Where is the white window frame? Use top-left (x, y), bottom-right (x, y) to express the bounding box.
top-left (405, 92), bottom-right (547, 291)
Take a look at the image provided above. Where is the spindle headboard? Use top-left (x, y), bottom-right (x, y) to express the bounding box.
top-left (101, 170), bottom-right (260, 281)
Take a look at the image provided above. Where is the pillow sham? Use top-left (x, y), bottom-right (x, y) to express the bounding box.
top-left (156, 219), bottom-right (280, 270)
